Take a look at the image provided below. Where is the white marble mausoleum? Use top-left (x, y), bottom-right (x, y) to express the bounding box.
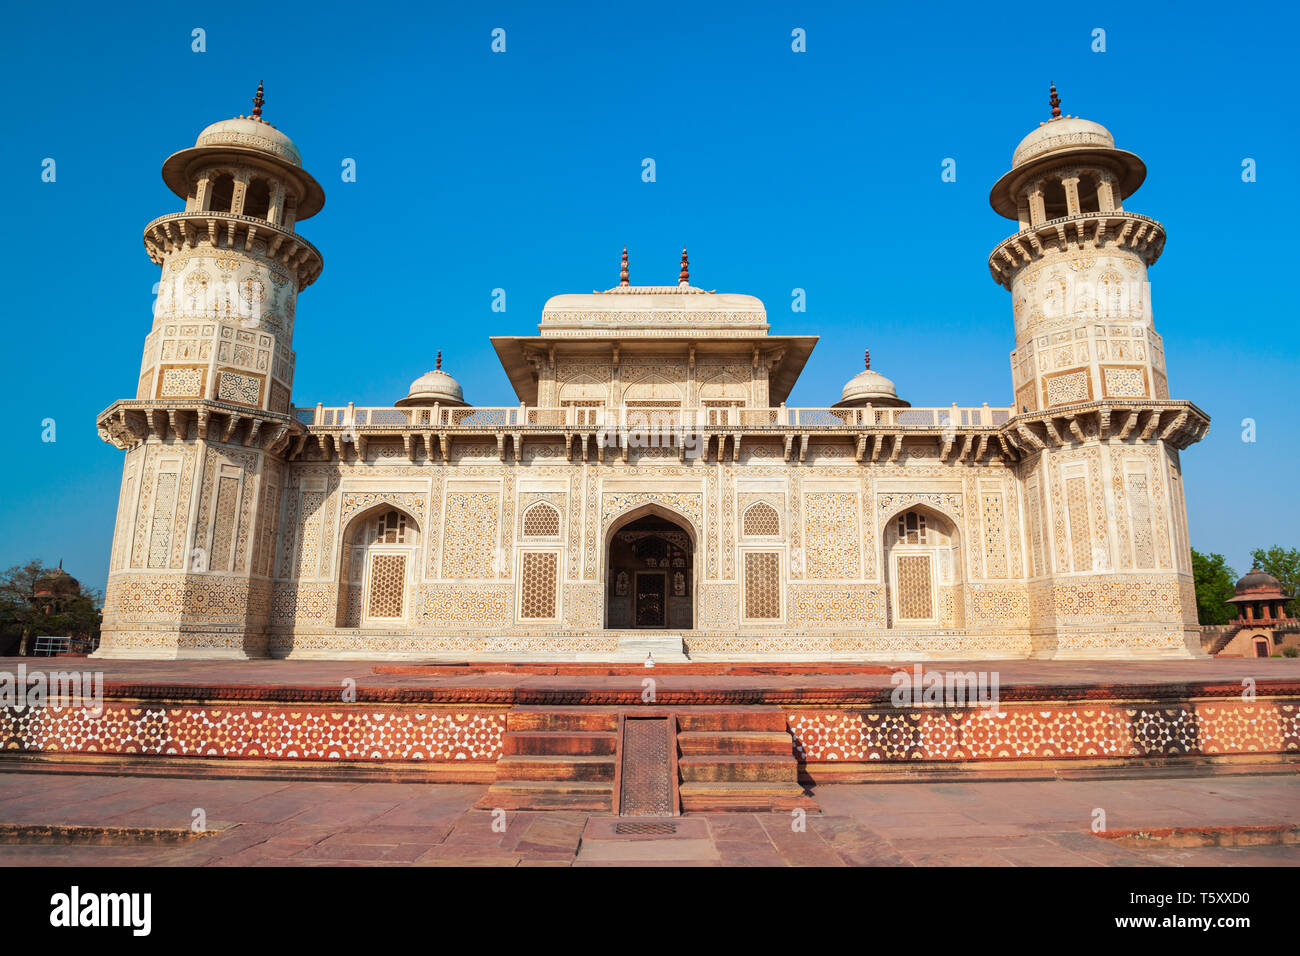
top-left (94, 85), bottom-right (1210, 661)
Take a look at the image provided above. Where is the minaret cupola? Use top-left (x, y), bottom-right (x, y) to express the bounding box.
top-left (160, 81), bottom-right (325, 232)
top-left (133, 83), bottom-right (326, 416)
top-left (988, 86), bottom-right (1170, 414)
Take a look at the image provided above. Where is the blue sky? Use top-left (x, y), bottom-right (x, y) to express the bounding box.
top-left (2, 0), bottom-right (1296, 592)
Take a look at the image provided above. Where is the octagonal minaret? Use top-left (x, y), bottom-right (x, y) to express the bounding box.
top-left (989, 85), bottom-right (1168, 414)
top-left (987, 87), bottom-right (1205, 659)
top-left (141, 82), bottom-right (324, 412)
top-left (95, 85), bottom-right (324, 659)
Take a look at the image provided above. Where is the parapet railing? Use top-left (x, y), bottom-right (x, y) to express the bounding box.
top-left (293, 404), bottom-right (1013, 430)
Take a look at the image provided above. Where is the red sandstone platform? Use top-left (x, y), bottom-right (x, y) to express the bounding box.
top-left (4, 656), bottom-right (1299, 703)
top-left (3, 657), bottom-right (1298, 805)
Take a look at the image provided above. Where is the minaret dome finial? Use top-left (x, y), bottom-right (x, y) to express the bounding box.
top-left (1049, 82), bottom-right (1060, 119)
top-left (252, 81), bottom-right (265, 120)
top-left (436, 349), bottom-right (442, 371)
top-left (679, 247), bottom-right (689, 285)
top-left (619, 246), bottom-right (629, 286)
top-left (864, 349), bottom-right (870, 369)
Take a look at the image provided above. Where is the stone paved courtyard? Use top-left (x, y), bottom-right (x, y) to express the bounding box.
top-left (0, 769), bottom-right (1295, 866)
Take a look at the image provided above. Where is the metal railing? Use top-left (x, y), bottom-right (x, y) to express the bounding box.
top-left (295, 403), bottom-right (1012, 430)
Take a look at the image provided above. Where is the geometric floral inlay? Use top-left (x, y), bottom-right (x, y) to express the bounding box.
top-left (787, 701), bottom-right (1300, 762)
top-left (217, 370), bottom-right (261, 406)
top-left (0, 705), bottom-right (506, 762)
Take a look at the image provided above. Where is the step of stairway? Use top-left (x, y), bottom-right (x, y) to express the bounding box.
top-left (503, 731), bottom-right (618, 756)
top-left (677, 754), bottom-right (800, 784)
top-left (476, 779), bottom-right (614, 812)
top-left (507, 708), bottom-right (621, 733)
top-left (678, 781), bottom-right (814, 812)
top-left (676, 730), bottom-right (795, 756)
top-left (494, 755), bottom-right (616, 782)
top-left (675, 709), bottom-right (789, 733)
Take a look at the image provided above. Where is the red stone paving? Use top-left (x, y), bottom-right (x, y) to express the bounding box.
top-left (0, 767), bottom-right (1295, 867)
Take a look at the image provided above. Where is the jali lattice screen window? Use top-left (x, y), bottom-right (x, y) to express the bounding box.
top-left (743, 552), bottom-right (781, 620)
top-left (520, 552), bottom-right (558, 619)
top-left (367, 553), bottom-right (407, 619)
top-left (742, 502), bottom-right (781, 537)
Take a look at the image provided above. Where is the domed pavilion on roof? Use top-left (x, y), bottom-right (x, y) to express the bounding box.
top-left (93, 85), bottom-right (1210, 663)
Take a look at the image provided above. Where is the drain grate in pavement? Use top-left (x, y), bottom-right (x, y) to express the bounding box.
top-left (615, 821), bottom-right (678, 836)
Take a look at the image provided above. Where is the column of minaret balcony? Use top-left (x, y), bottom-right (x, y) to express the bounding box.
top-left (1027, 185), bottom-right (1046, 227)
top-left (1062, 175), bottom-right (1081, 216)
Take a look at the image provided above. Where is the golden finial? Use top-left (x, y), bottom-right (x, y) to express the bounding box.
top-left (252, 81), bottom-right (265, 120)
top-left (679, 247), bottom-right (690, 285)
top-left (619, 246), bottom-right (629, 286)
top-left (1049, 83), bottom-right (1060, 119)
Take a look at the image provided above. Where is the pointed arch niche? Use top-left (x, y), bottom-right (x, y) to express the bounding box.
top-left (336, 505), bottom-right (421, 628)
top-left (882, 505), bottom-right (965, 628)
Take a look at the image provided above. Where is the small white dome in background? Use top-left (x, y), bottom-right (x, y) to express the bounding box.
top-left (834, 350), bottom-right (908, 408)
top-left (396, 352), bottom-right (468, 407)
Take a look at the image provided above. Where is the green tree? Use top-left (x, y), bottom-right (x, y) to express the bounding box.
top-left (1249, 546), bottom-right (1300, 617)
top-left (1191, 549), bottom-right (1236, 625)
top-left (0, 560), bottom-right (102, 656)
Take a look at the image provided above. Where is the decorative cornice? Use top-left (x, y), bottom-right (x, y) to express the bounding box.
top-left (143, 211), bottom-right (324, 288)
top-left (96, 399), bottom-right (304, 453)
top-left (987, 210), bottom-right (1165, 289)
top-left (1001, 399), bottom-right (1209, 454)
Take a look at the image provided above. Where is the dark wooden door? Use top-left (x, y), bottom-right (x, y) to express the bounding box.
top-left (635, 572), bottom-right (666, 627)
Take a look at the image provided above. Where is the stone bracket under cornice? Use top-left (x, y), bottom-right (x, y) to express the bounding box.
top-left (96, 399), bottom-right (304, 455)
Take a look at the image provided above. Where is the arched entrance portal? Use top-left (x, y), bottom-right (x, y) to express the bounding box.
top-left (605, 513), bottom-right (694, 629)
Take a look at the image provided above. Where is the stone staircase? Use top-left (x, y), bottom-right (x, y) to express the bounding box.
top-left (676, 707), bottom-right (813, 812)
top-left (477, 704), bottom-right (814, 813)
top-left (475, 707), bottom-right (618, 811)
